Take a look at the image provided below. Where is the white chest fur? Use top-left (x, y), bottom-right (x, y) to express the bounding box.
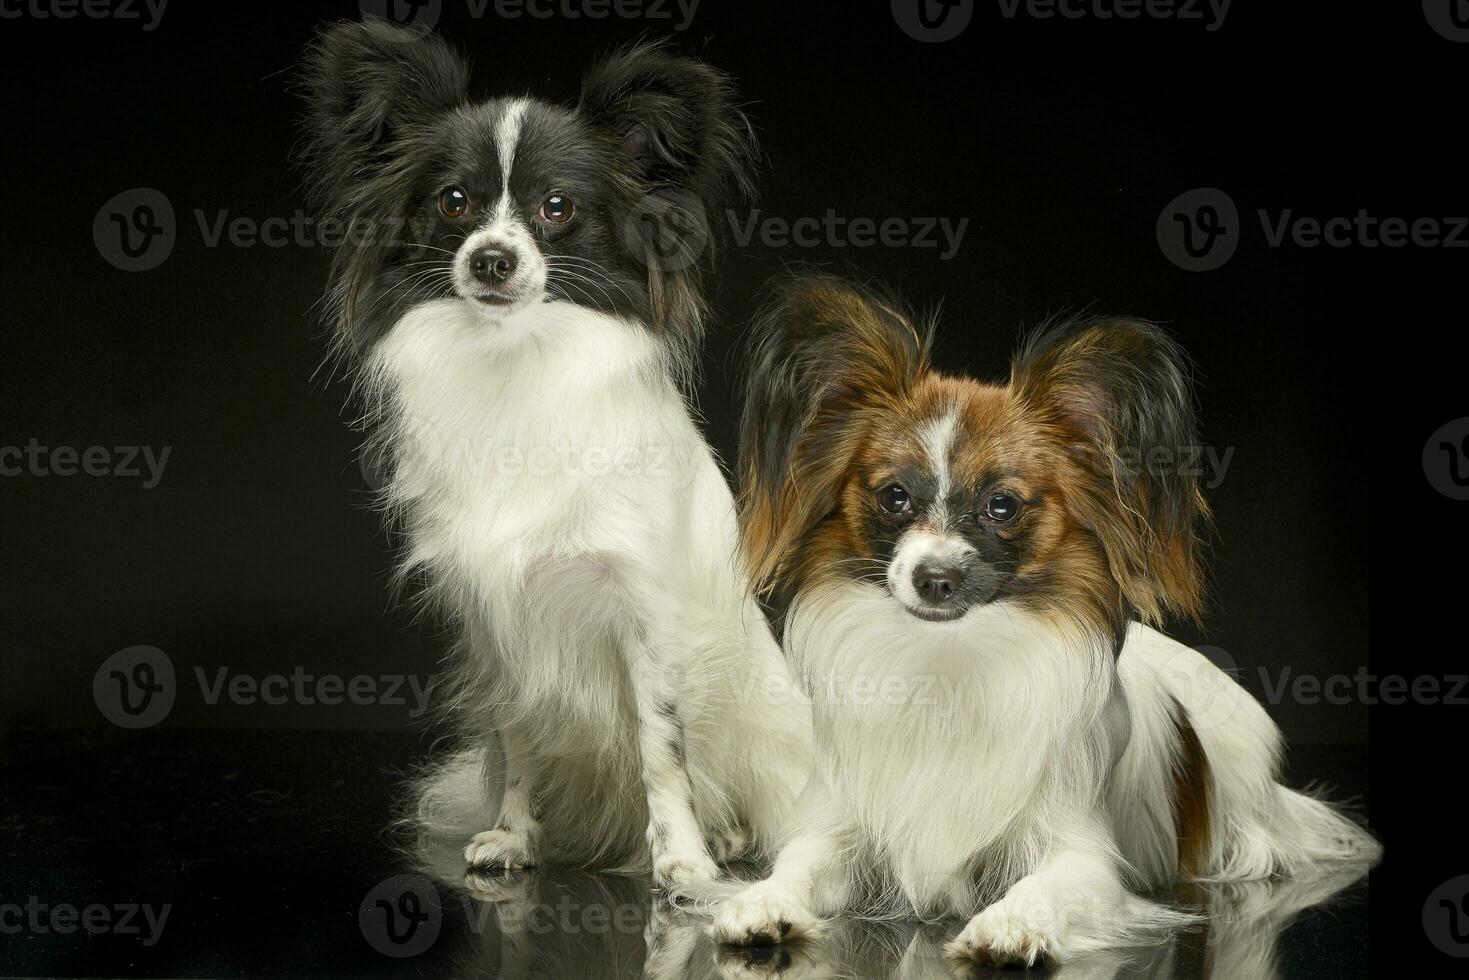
top-left (786, 584), bottom-right (1114, 914)
top-left (369, 300), bottom-right (703, 613)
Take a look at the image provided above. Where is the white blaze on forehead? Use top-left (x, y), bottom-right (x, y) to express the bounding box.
top-left (491, 99), bottom-right (530, 223)
top-left (494, 99), bottom-right (529, 193)
top-left (918, 406), bottom-right (961, 510)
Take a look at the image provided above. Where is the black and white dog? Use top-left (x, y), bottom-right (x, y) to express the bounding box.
top-left (298, 20), bottom-right (811, 887)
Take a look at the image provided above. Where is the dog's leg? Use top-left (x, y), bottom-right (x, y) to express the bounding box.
top-left (946, 827), bottom-right (1184, 967)
top-left (628, 646), bottom-right (722, 888)
top-left (464, 727), bottom-right (543, 870)
top-left (710, 780), bottom-right (848, 946)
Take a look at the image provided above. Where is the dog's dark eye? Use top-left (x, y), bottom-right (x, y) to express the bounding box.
top-left (983, 492), bottom-right (1021, 524)
top-left (538, 192), bottom-right (574, 224)
top-left (439, 187), bottom-right (470, 219)
top-left (877, 484), bottom-right (912, 515)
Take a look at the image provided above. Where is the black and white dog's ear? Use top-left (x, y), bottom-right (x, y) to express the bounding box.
top-left (297, 19), bottom-right (470, 207)
top-left (578, 41), bottom-right (755, 205)
top-left (738, 274), bottom-right (931, 596)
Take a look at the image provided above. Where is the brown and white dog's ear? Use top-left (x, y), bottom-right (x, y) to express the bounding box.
top-left (738, 274), bottom-right (931, 594)
top-left (1011, 318), bottom-right (1210, 625)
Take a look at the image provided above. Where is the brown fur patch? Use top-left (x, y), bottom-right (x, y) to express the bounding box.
top-left (737, 280), bottom-right (929, 592)
top-left (1171, 697), bottom-right (1213, 879)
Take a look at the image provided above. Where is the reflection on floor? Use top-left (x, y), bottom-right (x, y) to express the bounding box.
top-left (0, 731), bottom-right (1369, 977)
top-left (413, 837), bottom-right (1370, 980)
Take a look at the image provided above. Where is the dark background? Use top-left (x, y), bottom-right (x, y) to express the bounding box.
top-left (0, 0), bottom-right (1462, 972)
top-left (0, 0), bottom-right (1374, 739)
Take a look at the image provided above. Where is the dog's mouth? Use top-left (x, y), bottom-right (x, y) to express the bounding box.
top-left (471, 292), bottom-right (518, 307)
top-left (903, 603), bottom-right (969, 623)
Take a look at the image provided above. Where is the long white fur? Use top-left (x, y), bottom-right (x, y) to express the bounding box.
top-left (709, 579), bottom-right (1380, 963)
top-left (380, 291), bottom-right (812, 883)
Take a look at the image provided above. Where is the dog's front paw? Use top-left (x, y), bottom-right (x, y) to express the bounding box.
top-left (711, 883), bottom-right (822, 947)
top-left (653, 848), bottom-right (722, 889)
top-left (945, 896), bottom-right (1061, 968)
top-left (463, 828), bottom-right (538, 871)
top-left (462, 866), bottom-right (536, 904)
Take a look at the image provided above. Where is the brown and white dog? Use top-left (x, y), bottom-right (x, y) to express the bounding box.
top-left (705, 274), bottom-right (1379, 965)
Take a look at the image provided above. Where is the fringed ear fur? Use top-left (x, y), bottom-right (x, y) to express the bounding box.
top-left (296, 19), bottom-right (470, 213)
top-left (578, 41), bottom-right (756, 378)
top-left (1011, 318), bottom-right (1211, 625)
top-left (738, 274), bottom-right (931, 594)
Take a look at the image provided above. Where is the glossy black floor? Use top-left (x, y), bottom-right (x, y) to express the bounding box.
top-left (0, 731), bottom-right (1370, 978)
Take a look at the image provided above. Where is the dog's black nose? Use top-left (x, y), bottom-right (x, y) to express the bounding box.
top-left (470, 247), bottom-right (517, 285)
top-left (913, 563), bottom-right (963, 603)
